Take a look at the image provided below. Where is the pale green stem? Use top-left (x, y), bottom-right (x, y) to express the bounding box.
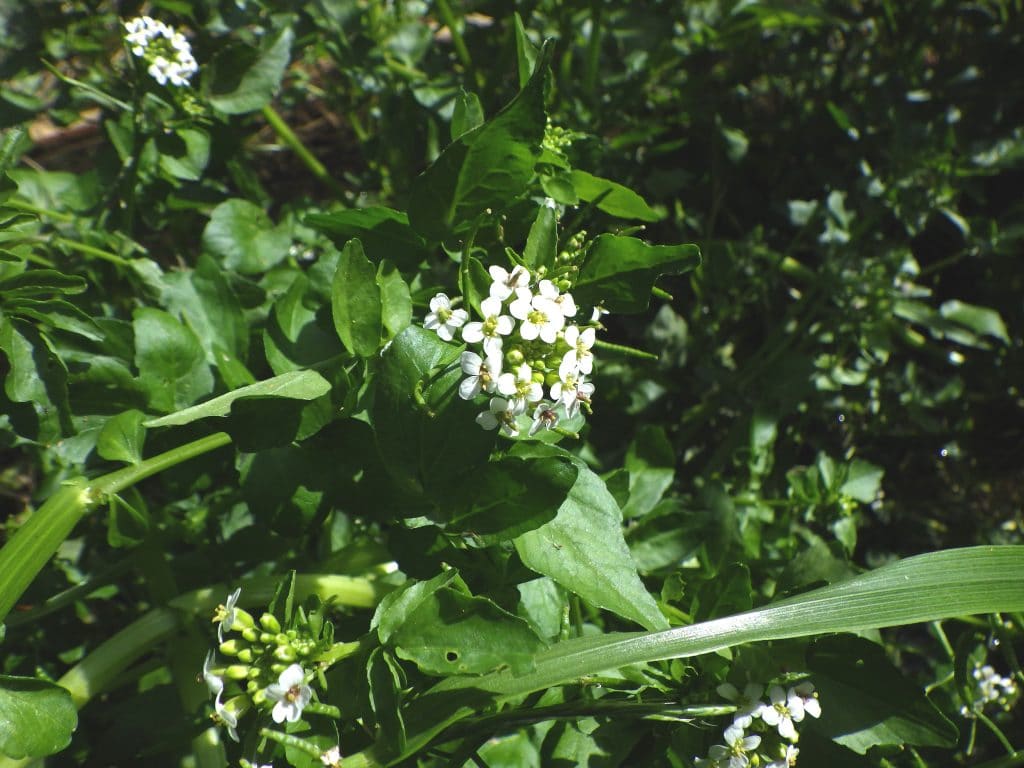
top-left (260, 104), bottom-right (345, 198)
top-left (52, 236), bottom-right (133, 268)
top-left (592, 338), bottom-right (659, 361)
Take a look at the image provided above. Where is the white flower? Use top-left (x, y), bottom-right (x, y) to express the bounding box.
top-left (550, 356), bottom-right (594, 418)
top-left (509, 287), bottom-right (564, 343)
top-left (562, 325), bottom-right (596, 374)
top-left (708, 724), bottom-right (761, 768)
top-left (529, 401), bottom-right (560, 436)
top-left (458, 350), bottom-right (501, 399)
top-left (760, 684), bottom-right (805, 740)
top-left (321, 746), bottom-right (343, 766)
top-left (792, 682), bottom-right (822, 720)
top-left (266, 664), bottom-right (313, 724)
top-left (717, 682), bottom-right (766, 729)
top-left (124, 16), bottom-right (197, 86)
top-left (424, 293), bottom-right (469, 342)
top-left (766, 744), bottom-right (800, 768)
top-left (462, 295), bottom-right (514, 354)
top-left (216, 700), bottom-right (239, 742)
top-left (488, 264), bottom-right (530, 301)
top-left (590, 305), bottom-right (609, 324)
top-left (496, 362), bottom-right (544, 409)
top-left (202, 651), bottom-right (224, 701)
top-left (215, 588), bottom-right (241, 643)
top-left (538, 279), bottom-right (577, 318)
top-left (475, 397), bottom-right (525, 437)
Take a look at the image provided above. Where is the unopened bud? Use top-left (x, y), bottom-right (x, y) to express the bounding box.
top-left (237, 649), bottom-right (254, 663)
top-left (242, 627), bottom-right (258, 643)
top-left (274, 645), bottom-right (298, 663)
top-left (225, 664), bottom-right (250, 680)
top-left (259, 613), bottom-right (282, 634)
top-left (545, 371), bottom-right (560, 387)
top-left (531, 371), bottom-right (545, 385)
top-left (506, 349), bottom-right (525, 365)
top-left (219, 639), bottom-right (244, 657)
top-left (260, 632), bottom-right (274, 645)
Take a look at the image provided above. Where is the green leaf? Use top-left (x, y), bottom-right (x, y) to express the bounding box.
top-left (331, 239), bottom-right (383, 357)
top-left (569, 170), bottom-right (662, 222)
top-left (156, 128), bottom-right (210, 181)
top-left (451, 88), bottom-right (484, 140)
top-left (143, 370), bottom-right (330, 428)
top-left (839, 460), bottom-right (883, 503)
top-left (0, 317), bottom-right (71, 439)
top-left (408, 42), bottom-right (552, 242)
top-left (939, 300), bottom-right (1010, 344)
top-left (0, 269), bottom-right (87, 297)
top-left (132, 308), bottom-right (214, 414)
top-left (435, 545), bottom-right (1024, 701)
top-left (448, 454), bottom-right (578, 543)
top-left (97, 409), bottom-right (147, 465)
top-left (207, 26), bottom-right (294, 114)
top-left (370, 326), bottom-right (495, 500)
top-left (522, 203), bottom-right (557, 272)
top-left (305, 207), bottom-right (429, 272)
top-left (0, 675), bottom-right (77, 759)
top-left (373, 570), bottom-right (458, 645)
top-left (202, 199), bottom-right (290, 275)
top-left (573, 235), bottom-right (701, 313)
top-left (808, 635), bottom-right (958, 753)
top-left (1, 298), bottom-right (103, 342)
top-left (512, 13), bottom-right (539, 88)
top-left (621, 425), bottom-right (675, 519)
top-left (263, 273), bottom-right (343, 374)
top-left (390, 587), bottom-right (546, 676)
top-left (377, 259), bottom-right (412, 341)
top-left (367, 648), bottom-right (406, 753)
top-left (514, 447), bottom-right (669, 631)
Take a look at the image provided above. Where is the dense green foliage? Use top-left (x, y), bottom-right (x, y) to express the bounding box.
top-left (0, 1), bottom-right (1022, 767)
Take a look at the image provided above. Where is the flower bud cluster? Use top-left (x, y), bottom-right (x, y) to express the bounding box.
top-left (123, 16), bottom-right (198, 87)
top-left (965, 662), bottom-right (1019, 716)
top-left (423, 263), bottom-right (600, 438)
top-left (543, 118), bottom-right (576, 154)
top-left (202, 589), bottom-right (320, 742)
top-left (696, 682), bottom-right (822, 768)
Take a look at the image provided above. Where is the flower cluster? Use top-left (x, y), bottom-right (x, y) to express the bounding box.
top-left (966, 662), bottom-right (1019, 715)
top-left (696, 682), bottom-right (822, 768)
top-left (202, 589), bottom-right (319, 742)
top-left (423, 263), bottom-right (601, 438)
top-left (123, 16), bottom-right (198, 87)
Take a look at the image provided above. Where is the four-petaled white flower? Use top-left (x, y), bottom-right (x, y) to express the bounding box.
top-left (760, 684), bottom-right (805, 740)
top-left (791, 681), bottom-right (821, 719)
top-left (529, 402), bottom-right (560, 436)
top-left (216, 587), bottom-right (241, 643)
top-left (488, 264), bottom-right (531, 301)
top-left (708, 724), bottom-right (761, 768)
top-left (475, 397), bottom-right (525, 437)
top-left (458, 351), bottom-right (501, 400)
top-left (496, 362), bottom-right (544, 409)
top-left (716, 682), bottom-right (766, 729)
top-left (266, 664), bottom-right (313, 724)
top-left (550, 357), bottom-right (594, 418)
top-left (462, 295), bottom-right (514, 355)
top-left (424, 293), bottom-right (469, 341)
top-left (217, 700), bottom-right (240, 742)
top-left (509, 287), bottom-right (565, 343)
top-left (562, 325), bottom-right (596, 374)
top-left (538, 279), bottom-right (577, 318)
top-left (766, 744), bottom-right (800, 768)
top-left (203, 651), bottom-right (224, 700)
top-left (124, 16), bottom-right (198, 86)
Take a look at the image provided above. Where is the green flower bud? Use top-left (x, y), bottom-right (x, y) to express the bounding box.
top-left (247, 667), bottom-right (261, 680)
top-left (556, 279), bottom-right (572, 292)
top-left (233, 608), bottom-right (256, 630)
top-left (274, 645), bottom-right (297, 663)
top-left (225, 664), bottom-right (250, 680)
top-left (276, 633), bottom-right (289, 645)
top-left (270, 663), bottom-right (286, 675)
top-left (237, 649), bottom-right (254, 663)
top-left (286, 629), bottom-right (297, 640)
top-left (260, 632), bottom-right (274, 645)
top-left (506, 348), bottom-right (525, 365)
top-left (251, 688), bottom-right (267, 705)
top-left (242, 627), bottom-right (258, 643)
top-left (545, 371), bottom-right (560, 387)
top-left (259, 613), bottom-right (282, 634)
top-left (246, 680), bottom-right (259, 693)
top-left (531, 371), bottom-right (545, 385)
top-left (219, 639), bottom-right (244, 657)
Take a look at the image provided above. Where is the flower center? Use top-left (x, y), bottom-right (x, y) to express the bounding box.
top-left (286, 684), bottom-right (302, 703)
top-left (527, 309), bottom-right (548, 326)
top-left (436, 307), bottom-right (452, 323)
top-left (483, 316), bottom-right (499, 334)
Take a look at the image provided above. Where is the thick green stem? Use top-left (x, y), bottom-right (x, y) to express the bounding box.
top-left (260, 104), bottom-right (346, 198)
top-left (0, 431), bottom-right (231, 624)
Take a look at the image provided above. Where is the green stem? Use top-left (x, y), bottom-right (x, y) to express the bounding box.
top-left (1, 199), bottom-right (75, 223)
top-left (976, 710), bottom-right (1017, 755)
top-left (592, 338), bottom-right (659, 361)
top-left (52, 236), bottom-right (133, 268)
top-left (0, 432), bottom-right (231, 624)
top-left (260, 104), bottom-right (345, 198)
top-left (583, 0), bottom-right (602, 99)
top-left (651, 285), bottom-right (674, 301)
top-left (434, 0), bottom-right (481, 89)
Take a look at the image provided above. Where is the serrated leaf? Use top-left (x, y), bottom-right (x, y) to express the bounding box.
top-left (0, 675), bottom-right (77, 759)
top-left (408, 43), bottom-right (552, 242)
top-left (332, 239), bottom-right (382, 357)
top-left (97, 409), bottom-right (147, 464)
top-left (569, 170), bottom-right (662, 222)
top-left (144, 370), bottom-right (330, 427)
top-left (202, 199), bottom-right (290, 275)
top-left (808, 635), bottom-right (958, 753)
top-left (132, 308), bottom-right (213, 413)
top-left (573, 235), bottom-right (701, 313)
top-left (208, 26), bottom-right (294, 114)
top-left (514, 447), bottom-right (669, 631)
